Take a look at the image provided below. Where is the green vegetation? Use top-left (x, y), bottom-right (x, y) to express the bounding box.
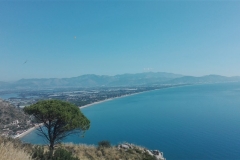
top-left (0, 136), bottom-right (159, 160)
top-left (23, 100), bottom-right (90, 154)
top-left (97, 140), bottom-right (111, 148)
top-left (32, 146), bottom-right (79, 160)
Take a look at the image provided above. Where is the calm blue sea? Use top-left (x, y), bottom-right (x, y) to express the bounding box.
top-left (21, 83), bottom-right (240, 160)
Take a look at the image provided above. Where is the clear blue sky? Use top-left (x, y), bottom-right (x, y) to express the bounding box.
top-left (0, 1), bottom-right (240, 81)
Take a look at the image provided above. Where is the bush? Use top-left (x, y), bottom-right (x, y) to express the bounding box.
top-left (32, 146), bottom-right (48, 160)
top-left (134, 148), bottom-right (143, 154)
top-left (52, 148), bottom-right (79, 160)
top-left (98, 140), bottom-right (111, 148)
top-left (143, 152), bottom-right (156, 160)
top-left (32, 146), bottom-right (79, 160)
top-left (126, 149), bottom-right (135, 154)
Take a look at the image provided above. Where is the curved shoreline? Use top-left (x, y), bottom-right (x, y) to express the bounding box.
top-left (79, 85), bottom-right (188, 109)
top-left (79, 90), bottom-right (155, 109)
top-left (14, 126), bottom-right (36, 139)
top-left (18, 124), bottom-right (43, 139)
top-left (19, 92), bottom-right (149, 139)
top-left (20, 85), bottom-right (185, 139)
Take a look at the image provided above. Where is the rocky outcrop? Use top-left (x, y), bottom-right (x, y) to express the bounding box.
top-left (117, 143), bottom-right (166, 160)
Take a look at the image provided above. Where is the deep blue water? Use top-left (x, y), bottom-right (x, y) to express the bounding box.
top-left (21, 83), bottom-right (240, 160)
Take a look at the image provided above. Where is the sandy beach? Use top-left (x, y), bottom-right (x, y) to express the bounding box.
top-left (14, 126), bottom-right (36, 139)
top-left (16, 123), bottom-right (44, 139)
top-left (79, 90), bottom-right (154, 109)
top-left (79, 98), bottom-right (116, 109)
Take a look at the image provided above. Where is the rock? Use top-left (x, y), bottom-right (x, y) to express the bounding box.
top-left (150, 150), bottom-right (165, 160)
top-left (121, 144), bottom-right (130, 149)
top-left (117, 143), bottom-right (166, 160)
top-left (118, 143), bottom-right (133, 150)
top-left (152, 150), bottom-right (160, 155)
top-left (146, 150), bottom-right (154, 156)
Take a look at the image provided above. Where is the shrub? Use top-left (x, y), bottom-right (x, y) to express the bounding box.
top-left (32, 146), bottom-right (48, 160)
top-left (98, 140), bottom-right (111, 148)
top-left (134, 148), bottom-right (143, 154)
top-left (32, 146), bottom-right (79, 160)
top-left (126, 149), bottom-right (135, 154)
top-left (52, 148), bottom-right (79, 160)
top-left (143, 152), bottom-right (156, 160)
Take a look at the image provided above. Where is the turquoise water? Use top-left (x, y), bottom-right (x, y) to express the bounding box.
top-left (21, 83), bottom-right (240, 159)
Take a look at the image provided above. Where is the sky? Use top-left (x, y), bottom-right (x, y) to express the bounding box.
top-left (0, 0), bottom-right (240, 81)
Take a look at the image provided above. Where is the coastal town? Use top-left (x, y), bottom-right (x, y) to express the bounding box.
top-left (1, 85), bottom-right (178, 108)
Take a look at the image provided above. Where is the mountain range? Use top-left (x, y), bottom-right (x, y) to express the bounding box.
top-left (0, 72), bottom-right (240, 90)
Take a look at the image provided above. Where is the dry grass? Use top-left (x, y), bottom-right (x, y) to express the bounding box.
top-left (60, 142), bottom-right (151, 160)
top-left (0, 138), bottom-right (32, 160)
top-left (0, 136), bottom-right (155, 160)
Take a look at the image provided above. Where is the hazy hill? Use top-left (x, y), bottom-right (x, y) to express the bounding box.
top-left (166, 75), bottom-right (240, 84)
top-left (0, 72), bottom-right (183, 89)
top-left (0, 72), bottom-right (240, 90)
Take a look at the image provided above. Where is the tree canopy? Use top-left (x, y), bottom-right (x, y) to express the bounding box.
top-left (23, 100), bottom-right (90, 151)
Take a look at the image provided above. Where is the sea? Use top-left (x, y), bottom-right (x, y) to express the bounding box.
top-left (21, 82), bottom-right (240, 160)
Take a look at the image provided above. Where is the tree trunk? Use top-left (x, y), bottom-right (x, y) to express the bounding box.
top-left (49, 141), bottom-right (54, 158)
top-left (49, 143), bottom-right (54, 151)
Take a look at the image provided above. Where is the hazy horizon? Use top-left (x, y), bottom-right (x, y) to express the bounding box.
top-left (1, 71), bottom-right (240, 83)
top-left (1, 1), bottom-right (240, 81)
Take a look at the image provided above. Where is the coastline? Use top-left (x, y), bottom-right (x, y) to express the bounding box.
top-left (14, 126), bottom-right (36, 139)
top-left (79, 84), bottom-right (189, 109)
top-left (18, 93), bottom-right (144, 139)
top-left (17, 123), bottom-right (43, 139)
top-left (18, 92), bottom-right (150, 139)
top-left (79, 90), bottom-right (156, 109)
top-left (19, 85), bottom-right (185, 139)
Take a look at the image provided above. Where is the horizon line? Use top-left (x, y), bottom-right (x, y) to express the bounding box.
top-left (1, 72), bottom-right (239, 82)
